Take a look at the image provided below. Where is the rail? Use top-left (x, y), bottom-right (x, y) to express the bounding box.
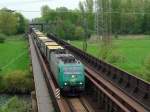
top-left (48, 33), bottom-right (150, 111)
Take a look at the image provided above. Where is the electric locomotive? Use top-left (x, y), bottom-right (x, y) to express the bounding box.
top-left (50, 50), bottom-right (85, 94)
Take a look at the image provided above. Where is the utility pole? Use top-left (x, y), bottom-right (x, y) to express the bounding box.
top-left (95, 0), bottom-right (104, 41)
top-left (95, 0), bottom-right (112, 59)
top-left (83, 11), bottom-right (88, 52)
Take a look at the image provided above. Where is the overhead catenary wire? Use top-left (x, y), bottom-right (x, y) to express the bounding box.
top-left (1, 9), bottom-right (150, 15)
top-left (0, 0), bottom-right (51, 6)
top-left (0, 0), bottom-right (150, 15)
top-left (0, 9), bottom-right (150, 14)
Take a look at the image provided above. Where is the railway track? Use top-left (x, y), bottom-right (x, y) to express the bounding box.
top-left (85, 68), bottom-right (147, 111)
top-left (64, 96), bottom-right (98, 112)
top-left (48, 33), bottom-right (150, 112)
top-left (29, 30), bottom-right (150, 112)
top-left (66, 98), bottom-right (89, 112)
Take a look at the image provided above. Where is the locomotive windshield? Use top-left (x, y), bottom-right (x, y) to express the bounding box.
top-left (63, 66), bottom-right (82, 75)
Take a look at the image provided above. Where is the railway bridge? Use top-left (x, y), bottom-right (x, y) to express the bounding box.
top-left (28, 27), bottom-right (150, 112)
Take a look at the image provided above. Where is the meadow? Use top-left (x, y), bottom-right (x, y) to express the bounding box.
top-left (0, 35), bottom-right (33, 93)
top-left (71, 35), bottom-right (150, 82)
top-left (0, 35), bottom-right (29, 74)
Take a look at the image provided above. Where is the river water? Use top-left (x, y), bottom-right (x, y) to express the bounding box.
top-left (0, 94), bottom-right (12, 107)
top-left (0, 94), bottom-right (31, 107)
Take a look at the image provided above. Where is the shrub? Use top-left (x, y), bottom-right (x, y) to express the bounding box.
top-left (107, 51), bottom-right (125, 63)
top-left (99, 44), bottom-right (112, 60)
top-left (74, 26), bottom-right (84, 40)
top-left (0, 33), bottom-right (6, 43)
top-left (1, 70), bottom-right (34, 94)
top-left (0, 37), bottom-right (5, 43)
top-left (144, 55), bottom-right (150, 70)
top-left (143, 70), bottom-right (150, 82)
top-left (0, 75), bottom-right (3, 91)
top-left (143, 55), bottom-right (150, 81)
top-left (114, 32), bottom-right (119, 39)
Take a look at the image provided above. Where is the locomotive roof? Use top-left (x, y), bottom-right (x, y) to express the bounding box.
top-left (53, 51), bottom-right (80, 64)
top-left (47, 45), bottom-right (63, 50)
top-left (45, 42), bottom-right (58, 46)
top-left (57, 54), bottom-right (80, 64)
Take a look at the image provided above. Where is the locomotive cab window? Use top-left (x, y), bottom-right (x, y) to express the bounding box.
top-left (63, 66), bottom-right (81, 75)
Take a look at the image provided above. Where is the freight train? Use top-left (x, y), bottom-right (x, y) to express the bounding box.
top-left (30, 27), bottom-right (85, 95)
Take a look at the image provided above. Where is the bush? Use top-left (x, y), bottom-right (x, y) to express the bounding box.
top-left (0, 96), bottom-right (31, 112)
top-left (0, 75), bottom-right (3, 91)
top-left (114, 32), bottom-right (119, 39)
top-left (0, 37), bottom-right (5, 43)
top-left (1, 70), bottom-right (34, 94)
top-left (107, 51), bottom-right (125, 63)
top-left (143, 70), bottom-right (150, 82)
top-left (0, 33), bottom-right (6, 43)
top-left (74, 26), bottom-right (84, 40)
top-left (143, 55), bottom-right (150, 81)
top-left (99, 43), bottom-right (112, 60)
top-left (144, 55), bottom-right (150, 70)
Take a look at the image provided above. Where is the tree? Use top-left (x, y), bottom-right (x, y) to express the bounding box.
top-left (0, 8), bottom-right (18, 35)
top-left (79, 1), bottom-right (87, 51)
top-left (80, 0), bottom-right (94, 35)
top-left (111, 0), bottom-right (121, 34)
top-left (143, 0), bottom-right (150, 34)
top-left (75, 26), bottom-right (84, 40)
top-left (41, 5), bottom-right (50, 23)
top-left (16, 13), bottom-right (27, 34)
top-left (39, 0), bottom-right (149, 41)
top-left (63, 20), bottom-right (76, 40)
top-left (84, 0), bottom-right (94, 31)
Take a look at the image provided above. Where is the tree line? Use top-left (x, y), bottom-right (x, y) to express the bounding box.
top-left (111, 0), bottom-right (150, 35)
top-left (0, 8), bottom-right (28, 35)
top-left (34, 0), bottom-right (150, 40)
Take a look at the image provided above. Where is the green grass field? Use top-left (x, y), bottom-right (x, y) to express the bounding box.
top-left (71, 35), bottom-right (150, 81)
top-left (0, 35), bottom-right (33, 93)
top-left (0, 35), bottom-right (29, 75)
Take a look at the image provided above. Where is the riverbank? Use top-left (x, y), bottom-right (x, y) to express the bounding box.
top-left (0, 94), bottom-right (32, 112)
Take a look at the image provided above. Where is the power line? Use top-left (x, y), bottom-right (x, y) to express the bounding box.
top-left (16, 10), bottom-right (41, 13)
top-left (9, 9), bottom-right (150, 14)
top-left (0, 0), bottom-right (51, 6)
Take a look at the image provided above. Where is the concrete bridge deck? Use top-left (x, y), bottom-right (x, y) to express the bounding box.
top-left (29, 35), bottom-right (54, 112)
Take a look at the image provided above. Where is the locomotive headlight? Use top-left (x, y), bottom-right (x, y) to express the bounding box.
top-left (64, 82), bottom-right (67, 85)
top-left (80, 82), bottom-right (83, 85)
top-left (72, 75), bottom-right (75, 78)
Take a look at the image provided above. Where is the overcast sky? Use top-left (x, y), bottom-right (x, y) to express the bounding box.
top-left (0, 0), bottom-right (85, 20)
